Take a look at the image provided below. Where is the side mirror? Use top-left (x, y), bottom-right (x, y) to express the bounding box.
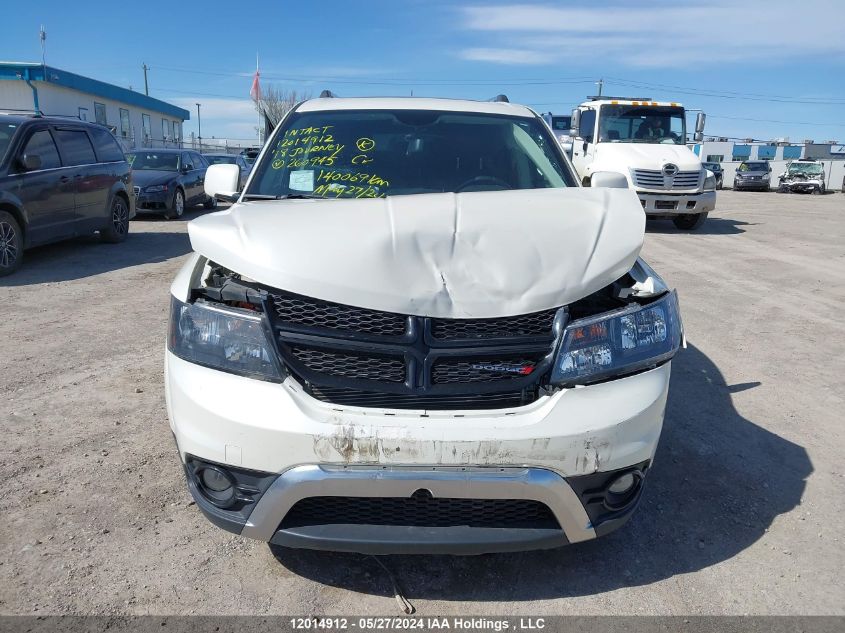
top-left (181, 164), bottom-right (192, 173)
top-left (590, 171), bottom-right (629, 189)
top-left (694, 112), bottom-right (706, 142)
top-left (21, 153), bottom-right (42, 171)
top-left (570, 109), bottom-right (581, 137)
top-left (205, 163), bottom-right (241, 202)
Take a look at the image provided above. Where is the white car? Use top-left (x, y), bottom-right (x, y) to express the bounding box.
top-left (165, 96), bottom-right (684, 554)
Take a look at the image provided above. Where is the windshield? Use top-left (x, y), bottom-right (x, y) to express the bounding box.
top-left (739, 162), bottom-right (768, 172)
top-left (551, 116), bottom-right (571, 131)
top-left (0, 122), bottom-right (18, 163)
top-left (702, 162), bottom-right (720, 170)
top-left (787, 162), bottom-right (823, 175)
top-left (127, 152), bottom-right (180, 171)
top-left (598, 105), bottom-right (686, 145)
top-left (247, 109), bottom-right (574, 199)
top-left (205, 155), bottom-right (236, 165)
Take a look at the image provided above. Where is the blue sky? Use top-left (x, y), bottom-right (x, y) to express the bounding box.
top-left (4, 0), bottom-right (845, 144)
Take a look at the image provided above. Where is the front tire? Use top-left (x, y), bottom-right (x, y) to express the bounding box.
top-left (0, 210), bottom-right (23, 276)
top-left (165, 189), bottom-right (185, 220)
top-left (673, 212), bottom-right (708, 231)
top-left (100, 195), bottom-right (130, 243)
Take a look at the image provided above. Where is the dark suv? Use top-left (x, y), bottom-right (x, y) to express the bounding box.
top-left (0, 114), bottom-right (134, 276)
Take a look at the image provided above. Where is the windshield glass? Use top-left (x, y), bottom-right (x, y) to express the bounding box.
top-left (787, 162), bottom-right (823, 175)
top-left (739, 162), bottom-right (768, 172)
top-left (247, 109), bottom-right (574, 199)
top-left (551, 116), bottom-right (571, 131)
top-left (702, 162), bottom-right (720, 171)
top-left (0, 122), bottom-right (18, 163)
top-left (127, 152), bottom-right (180, 171)
top-left (205, 155), bottom-right (236, 165)
top-left (598, 105), bottom-right (686, 145)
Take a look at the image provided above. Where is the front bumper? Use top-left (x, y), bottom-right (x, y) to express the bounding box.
top-left (734, 179), bottom-right (770, 190)
top-left (780, 180), bottom-right (823, 193)
top-left (636, 190), bottom-right (716, 216)
top-left (135, 189), bottom-right (171, 212)
top-left (166, 351), bottom-right (670, 553)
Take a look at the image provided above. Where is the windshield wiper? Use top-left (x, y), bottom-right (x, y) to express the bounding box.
top-left (240, 193), bottom-right (326, 201)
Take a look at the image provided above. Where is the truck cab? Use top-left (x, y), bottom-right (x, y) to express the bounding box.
top-left (541, 112), bottom-right (573, 154)
top-left (569, 97), bottom-right (717, 230)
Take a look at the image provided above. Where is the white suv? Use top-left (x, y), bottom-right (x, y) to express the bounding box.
top-left (165, 96), bottom-right (683, 554)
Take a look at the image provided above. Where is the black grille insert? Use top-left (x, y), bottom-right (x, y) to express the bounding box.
top-left (290, 347), bottom-right (405, 382)
top-left (308, 386), bottom-right (531, 410)
top-left (270, 292), bottom-right (407, 336)
top-left (280, 493), bottom-right (560, 529)
top-left (431, 309), bottom-right (557, 340)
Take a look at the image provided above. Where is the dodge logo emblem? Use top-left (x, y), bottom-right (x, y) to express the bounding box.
top-left (662, 163), bottom-right (679, 177)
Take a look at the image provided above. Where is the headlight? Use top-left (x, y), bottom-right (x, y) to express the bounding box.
top-left (550, 291), bottom-right (682, 386)
top-left (703, 171), bottom-right (717, 191)
top-left (168, 297), bottom-right (283, 381)
top-left (145, 184), bottom-right (168, 193)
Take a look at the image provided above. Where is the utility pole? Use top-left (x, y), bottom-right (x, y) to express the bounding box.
top-left (596, 78), bottom-right (603, 97)
top-left (196, 103), bottom-right (202, 149)
top-left (39, 25), bottom-right (46, 68)
top-left (142, 63), bottom-right (149, 96)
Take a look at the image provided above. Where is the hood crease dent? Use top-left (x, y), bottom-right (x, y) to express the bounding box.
top-left (187, 188), bottom-right (645, 319)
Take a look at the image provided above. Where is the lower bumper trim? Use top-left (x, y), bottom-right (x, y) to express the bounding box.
top-left (270, 523), bottom-right (568, 555)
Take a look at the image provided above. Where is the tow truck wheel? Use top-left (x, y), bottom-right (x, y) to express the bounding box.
top-left (673, 212), bottom-right (708, 231)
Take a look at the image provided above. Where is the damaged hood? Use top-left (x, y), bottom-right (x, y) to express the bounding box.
top-left (187, 187), bottom-right (644, 318)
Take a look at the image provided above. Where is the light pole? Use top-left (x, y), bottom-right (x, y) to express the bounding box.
top-left (196, 102), bottom-right (202, 149)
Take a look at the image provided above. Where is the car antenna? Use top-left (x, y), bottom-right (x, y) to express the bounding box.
top-left (491, 94), bottom-right (509, 103)
top-left (319, 90), bottom-right (336, 98)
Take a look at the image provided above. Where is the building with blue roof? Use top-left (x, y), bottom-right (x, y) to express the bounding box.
top-left (0, 62), bottom-right (190, 150)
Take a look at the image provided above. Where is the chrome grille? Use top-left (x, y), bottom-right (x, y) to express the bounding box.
top-left (633, 169), bottom-right (701, 190)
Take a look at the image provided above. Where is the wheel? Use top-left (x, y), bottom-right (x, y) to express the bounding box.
top-left (672, 212), bottom-right (708, 231)
top-left (0, 211), bottom-right (23, 276)
top-left (100, 195), bottom-right (130, 243)
top-left (165, 189), bottom-right (185, 219)
top-left (763, 185), bottom-right (770, 192)
top-left (203, 195), bottom-right (218, 210)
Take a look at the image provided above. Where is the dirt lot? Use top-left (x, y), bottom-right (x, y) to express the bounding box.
top-left (1, 191), bottom-right (844, 615)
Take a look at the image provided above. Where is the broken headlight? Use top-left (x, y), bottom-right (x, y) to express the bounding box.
top-left (168, 297), bottom-right (283, 381)
top-left (551, 291), bottom-right (682, 386)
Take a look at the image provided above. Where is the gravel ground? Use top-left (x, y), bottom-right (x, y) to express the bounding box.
top-left (1, 191), bottom-right (843, 616)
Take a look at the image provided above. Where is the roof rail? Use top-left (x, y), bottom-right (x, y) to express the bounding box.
top-left (587, 95), bottom-right (652, 102)
top-left (0, 108), bottom-right (43, 116)
top-left (319, 90), bottom-right (336, 98)
top-left (492, 94), bottom-right (509, 103)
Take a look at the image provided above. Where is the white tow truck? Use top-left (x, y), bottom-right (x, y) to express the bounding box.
top-left (569, 97), bottom-right (717, 230)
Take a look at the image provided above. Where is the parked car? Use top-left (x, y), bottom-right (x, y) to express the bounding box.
top-left (203, 153), bottom-right (251, 189)
top-left (0, 114), bottom-right (134, 276)
top-left (168, 96), bottom-right (684, 555)
top-left (701, 161), bottom-right (723, 189)
top-left (733, 160), bottom-right (771, 191)
top-left (127, 149), bottom-right (216, 219)
top-left (777, 159), bottom-right (826, 194)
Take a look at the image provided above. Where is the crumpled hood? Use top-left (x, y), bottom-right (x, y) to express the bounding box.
top-left (187, 187), bottom-right (645, 318)
top-left (131, 170), bottom-right (177, 188)
top-left (594, 143), bottom-right (702, 173)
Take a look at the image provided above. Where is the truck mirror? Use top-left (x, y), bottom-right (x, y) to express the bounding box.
top-left (570, 109), bottom-right (581, 137)
top-left (694, 112), bottom-right (706, 142)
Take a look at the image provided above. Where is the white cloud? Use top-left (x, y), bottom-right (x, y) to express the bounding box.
top-left (460, 48), bottom-right (554, 65)
top-left (458, 1), bottom-right (845, 67)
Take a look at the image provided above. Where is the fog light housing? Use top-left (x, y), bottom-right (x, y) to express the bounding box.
top-left (196, 465), bottom-right (236, 507)
top-left (604, 470), bottom-right (643, 511)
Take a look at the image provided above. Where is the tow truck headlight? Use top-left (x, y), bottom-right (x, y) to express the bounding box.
top-left (551, 291), bottom-right (682, 386)
top-left (168, 297), bottom-right (282, 381)
top-left (703, 171), bottom-right (717, 191)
